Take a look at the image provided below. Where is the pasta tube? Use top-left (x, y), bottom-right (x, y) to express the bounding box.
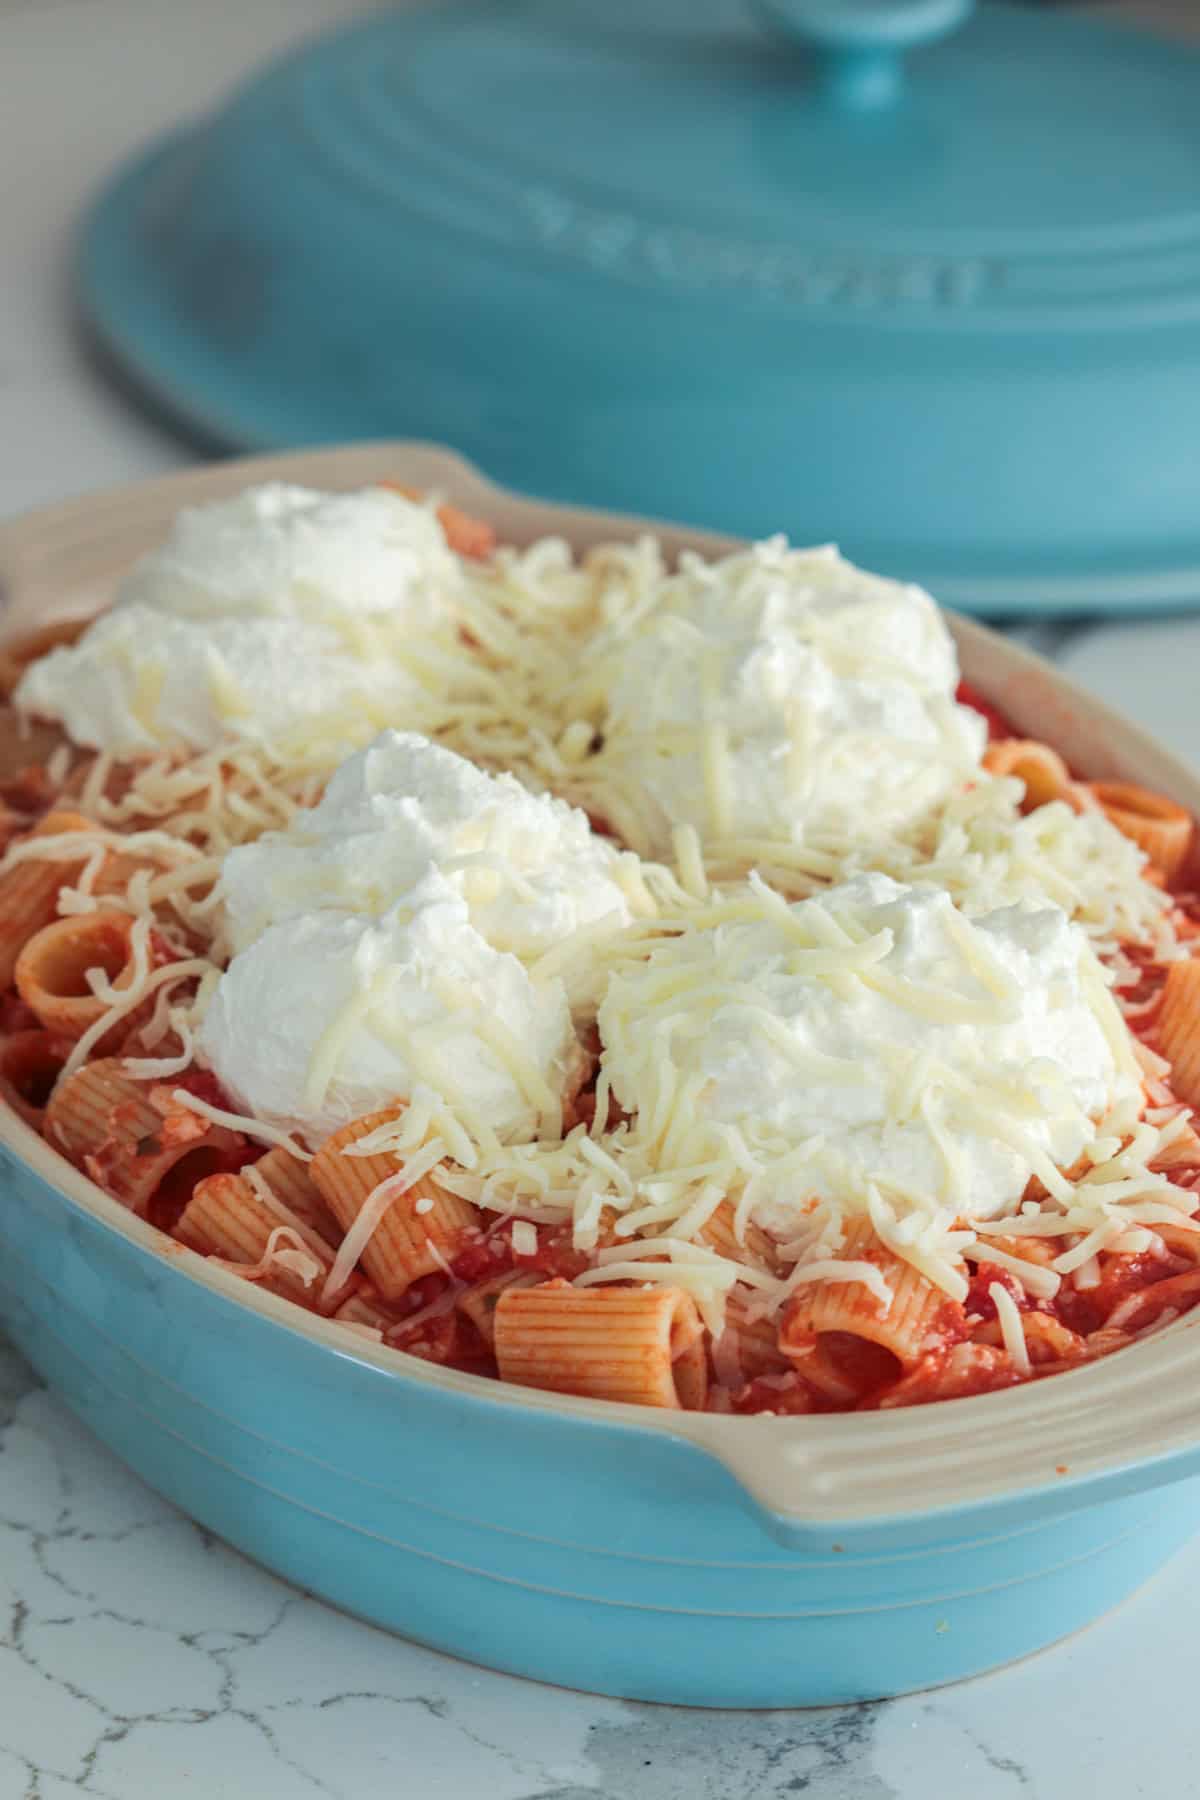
top-left (1086, 780), bottom-right (1194, 882)
top-left (15, 912), bottom-right (142, 1044)
top-left (1158, 961), bottom-right (1200, 1110)
top-left (780, 1219), bottom-right (958, 1380)
top-left (494, 1280), bottom-right (708, 1409)
top-left (0, 809), bottom-right (95, 986)
top-left (311, 1108), bottom-right (479, 1301)
top-left (176, 1169), bottom-right (337, 1306)
top-left (983, 739), bottom-right (1079, 812)
top-left (45, 1059), bottom-right (241, 1217)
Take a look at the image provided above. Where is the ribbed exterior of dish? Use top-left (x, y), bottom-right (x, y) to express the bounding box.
top-left (3, 1144), bottom-right (1200, 1706)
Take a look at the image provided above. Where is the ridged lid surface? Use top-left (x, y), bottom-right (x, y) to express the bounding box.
top-left (78, 1), bottom-right (1200, 614)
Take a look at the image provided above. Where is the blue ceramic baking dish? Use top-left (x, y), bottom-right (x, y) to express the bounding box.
top-left (3, 444), bottom-right (1200, 1708)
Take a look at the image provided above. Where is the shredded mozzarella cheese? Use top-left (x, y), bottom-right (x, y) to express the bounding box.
top-left (989, 1281), bottom-right (1032, 1376)
top-left (321, 1137), bottom-right (447, 1303)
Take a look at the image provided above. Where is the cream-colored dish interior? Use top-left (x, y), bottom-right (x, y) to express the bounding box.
top-left (3, 440), bottom-right (1200, 1528)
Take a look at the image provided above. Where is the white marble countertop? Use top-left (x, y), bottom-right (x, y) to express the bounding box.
top-left (4, 3), bottom-right (1200, 1795)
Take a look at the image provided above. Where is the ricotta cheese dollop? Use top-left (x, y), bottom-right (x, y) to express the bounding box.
top-left (577, 540), bottom-right (987, 858)
top-left (597, 872), bottom-right (1138, 1241)
top-left (201, 731), bottom-right (638, 1143)
top-left (15, 484), bottom-right (468, 754)
top-left (199, 875), bottom-right (575, 1144)
top-left (217, 729), bottom-right (639, 960)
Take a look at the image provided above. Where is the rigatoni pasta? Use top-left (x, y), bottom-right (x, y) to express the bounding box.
top-left (247, 1144), bottom-right (341, 1247)
top-left (456, 1269), bottom-right (540, 1351)
top-left (311, 1109), bottom-right (481, 1303)
top-left (695, 1197), bottom-right (778, 1271)
top-left (1157, 962), bottom-right (1200, 1110)
top-left (0, 809), bottom-right (95, 985)
top-left (176, 1168), bottom-right (339, 1306)
top-left (982, 739), bottom-right (1080, 813)
top-left (494, 1280), bottom-right (708, 1409)
top-left (1086, 780), bottom-right (1194, 882)
top-left (16, 912), bottom-right (142, 1043)
top-left (780, 1220), bottom-right (959, 1382)
top-left (2, 488), bottom-right (1200, 1423)
top-left (45, 1059), bottom-right (243, 1219)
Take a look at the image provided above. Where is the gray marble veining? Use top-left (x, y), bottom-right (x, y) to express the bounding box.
top-left (5, 2), bottom-right (1200, 1795)
top-left (9, 1329), bottom-right (1200, 1800)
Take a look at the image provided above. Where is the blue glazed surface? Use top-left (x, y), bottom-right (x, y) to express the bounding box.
top-left (77, 0), bottom-right (1200, 615)
top-left (4, 1138), bottom-right (1200, 1706)
top-left (754, 0), bottom-right (976, 109)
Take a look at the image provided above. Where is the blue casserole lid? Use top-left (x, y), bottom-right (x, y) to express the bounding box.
top-left (78, 0), bottom-right (1200, 615)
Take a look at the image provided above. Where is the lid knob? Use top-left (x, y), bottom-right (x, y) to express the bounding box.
top-left (753, 0), bottom-right (975, 107)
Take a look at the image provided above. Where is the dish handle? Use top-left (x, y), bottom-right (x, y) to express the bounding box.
top-left (666, 1406), bottom-right (1200, 1550)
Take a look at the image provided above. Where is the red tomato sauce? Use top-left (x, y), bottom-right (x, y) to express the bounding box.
top-left (0, 995), bottom-right (40, 1035)
top-left (955, 679), bottom-right (1017, 742)
top-left (171, 1067), bottom-right (237, 1111)
top-left (964, 1263), bottom-right (1035, 1320)
top-left (451, 1222), bottom-right (592, 1285)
